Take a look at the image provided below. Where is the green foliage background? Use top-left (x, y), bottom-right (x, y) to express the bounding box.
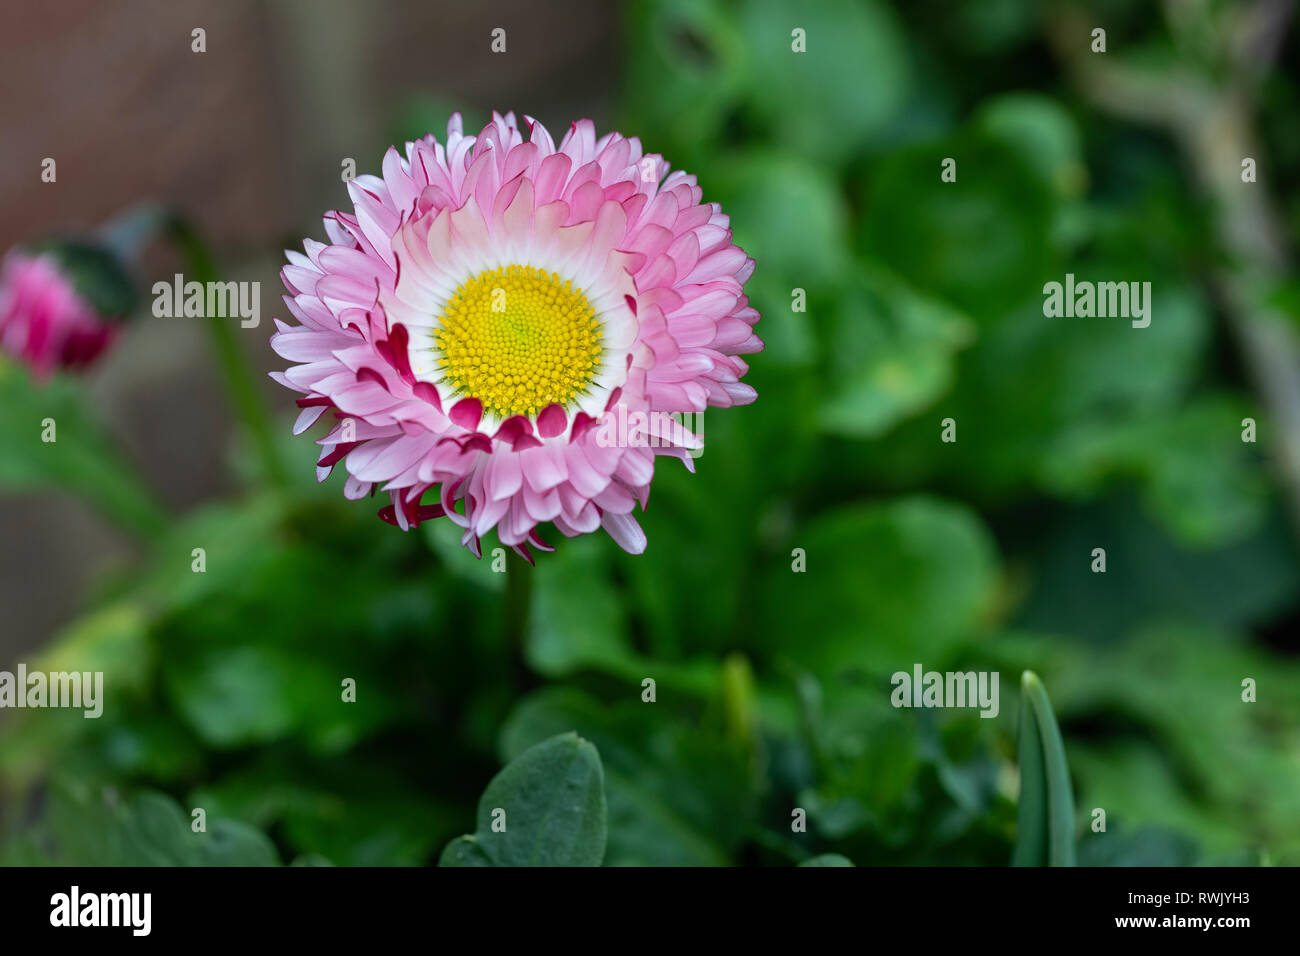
top-left (4, 0), bottom-right (1300, 866)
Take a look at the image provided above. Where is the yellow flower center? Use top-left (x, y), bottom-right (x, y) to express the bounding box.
top-left (433, 265), bottom-right (603, 419)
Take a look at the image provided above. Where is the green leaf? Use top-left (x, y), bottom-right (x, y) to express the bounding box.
top-left (850, 277), bottom-right (1214, 501)
top-left (1014, 625), bottom-right (1300, 859)
top-left (1012, 671), bottom-right (1076, 866)
top-left (136, 495), bottom-right (289, 613)
top-left (976, 94), bottom-right (1086, 200)
top-left (1014, 492), bottom-right (1298, 643)
top-left (617, 386), bottom-right (817, 660)
top-left (820, 266), bottom-right (975, 438)
top-left (140, 498), bottom-right (414, 753)
top-left (945, 0), bottom-right (1041, 54)
top-left (738, 0), bottom-right (910, 165)
top-left (164, 640), bottom-right (401, 753)
top-left (30, 602), bottom-right (152, 691)
top-left (437, 836), bottom-right (493, 867)
top-left (500, 689), bottom-right (739, 866)
top-left (739, 268), bottom-right (817, 367)
top-left (280, 792), bottom-right (452, 867)
top-left (721, 652), bottom-right (757, 749)
top-left (440, 732), bottom-right (607, 867)
top-left (800, 708), bottom-right (922, 840)
top-left (29, 783), bottom-right (281, 866)
top-left (620, 0), bottom-right (749, 166)
top-left (708, 151), bottom-right (850, 288)
top-left (758, 497), bottom-right (1000, 674)
top-left (799, 853), bottom-right (855, 867)
top-left (191, 758), bottom-right (455, 867)
top-left (859, 133), bottom-right (1057, 324)
top-left (163, 646), bottom-right (308, 749)
top-left (0, 359), bottom-right (166, 538)
top-left (0, 603), bottom-right (154, 788)
top-left (1078, 824), bottom-right (1200, 867)
top-left (1011, 680), bottom-right (1047, 867)
top-left (122, 791), bottom-right (198, 865)
top-left (196, 820), bottom-right (280, 867)
top-left (1038, 395), bottom-right (1268, 547)
top-left (527, 535), bottom-right (635, 677)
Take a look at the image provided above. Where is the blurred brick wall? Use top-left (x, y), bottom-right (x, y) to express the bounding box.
top-left (0, 0), bottom-right (292, 250)
top-left (0, 0), bottom-right (619, 661)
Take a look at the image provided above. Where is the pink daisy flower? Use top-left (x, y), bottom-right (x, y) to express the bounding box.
top-left (272, 112), bottom-right (761, 558)
top-left (0, 248), bottom-right (121, 377)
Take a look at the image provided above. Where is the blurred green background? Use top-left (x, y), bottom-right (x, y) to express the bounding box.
top-left (3, 0), bottom-right (1300, 866)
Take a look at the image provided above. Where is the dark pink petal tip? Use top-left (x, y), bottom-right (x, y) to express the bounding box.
top-left (317, 441), bottom-right (361, 468)
top-left (450, 397), bottom-right (483, 430)
top-left (356, 366), bottom-right (388, 389)
top-left (536, 403), bottom-right (567, 438)
top-left (411, 380), bottom-right (443, 412)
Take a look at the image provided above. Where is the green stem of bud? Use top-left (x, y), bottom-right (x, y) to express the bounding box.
top-left (164, 214), bottom-right (289, 491)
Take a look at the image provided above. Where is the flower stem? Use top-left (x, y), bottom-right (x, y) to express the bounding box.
top-left (503, 549), bottom-right (534, 691)
top-left (165, 215), bottom-right (289, 490)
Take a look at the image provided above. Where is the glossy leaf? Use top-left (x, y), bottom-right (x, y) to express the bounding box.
top-left (440, 732), bottom-right (607, 867)
top-left (1012, 671), bottom-right (1076, 866)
